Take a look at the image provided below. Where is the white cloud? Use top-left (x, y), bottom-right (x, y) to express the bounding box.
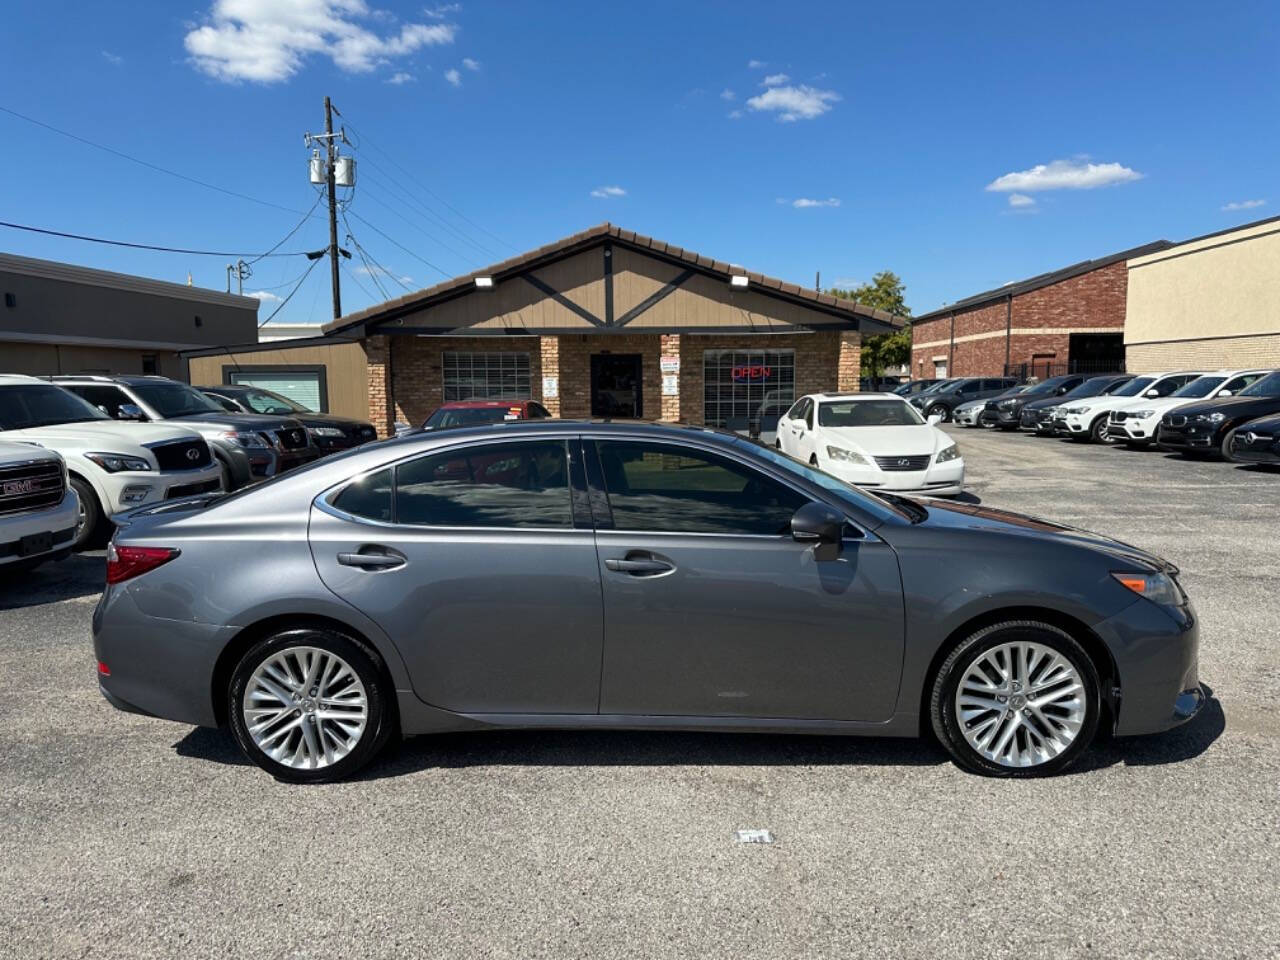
top-left (986, 158), bottom-right (1143, 193)
top-left (720, 88), bottom-right (735, 101)
top-left (444, 67), bottom-right (462, 86)
top-left (745, 84), bottom-right (840, 121)
top-left (245, 290), bottom-right (282, 303)
top-left (590, 185), bottom-right (626, 198)
top-left (1007, 193), bottom-right (1036, 207)
top-left (462, 56), bottom-right (480, 70)
top-left (1221, 198), bottom-right (1265, 211)
top-left (760, 73), bottom-right (790, 86)
top-left (355, 264), bottom-right (412, 284)
top-left (747, 59), bottom-right (766, 69)
top-left (791, 197), bottom-right (841, 208)
top-left (184, 0), bottom-right (456, 84)
top-left (424, 3), bottom-right (461, 18)
top-left (101, 50), bottom-right (123, 66)
top-left (727, 109), bottom-right (743, 119)
top-left (386, 71), bottom-right (415, 84)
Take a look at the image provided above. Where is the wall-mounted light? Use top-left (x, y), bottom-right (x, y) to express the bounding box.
top-left (729, 275), bottom-right (749, 289)
top-left (474, 276), bottom-right (495, 289)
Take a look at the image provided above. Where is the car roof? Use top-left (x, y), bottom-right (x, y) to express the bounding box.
top-left (48, 374), bottom-right (176, 385)
top-left (808, 392), bottom-right (905, 402)
top-left (0, 374), bottom-right (48, 385)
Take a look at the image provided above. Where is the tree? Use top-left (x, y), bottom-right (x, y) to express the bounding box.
top-left (828, 271), bottom-right (913, 387)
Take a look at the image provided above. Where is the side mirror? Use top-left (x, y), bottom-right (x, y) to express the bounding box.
top-left (117, 403), bottom-right (146, 421)
top-left (927, 413), bottom-right (943, 425)
top-left (1145, 389), bottom-right (1159, 398)
top-left (1219, 390), bottom-right (1232, 397)
top-left (393, 421), bottom-right (412, 436)
top-left (791, 501), bottom-right (844, 562)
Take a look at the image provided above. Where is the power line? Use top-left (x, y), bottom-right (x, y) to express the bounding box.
top-left (341, 119), bottom-right (517, 253)
top-left (247, 192), bottom-right (323, 264)
top-left (340, 262), bottom-right (379, 302)
top-left (358, 166), bottom-right (498, 263)
top-left (259, 256), bottom-right (322, 327)
top-left (0, 220), bottom-right (309, 259)
top-left (345, 210), bottom-right (452, 281)
top-left (343, 211), bottom-right (415, 296)
top-left (355, 183), bottom-right (478, 270)
top-left (0, 104), bottom-right (316, 219)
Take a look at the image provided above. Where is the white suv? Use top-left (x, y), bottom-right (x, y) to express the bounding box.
top-left (0, 440), bottom-right (79, 571)
top-left (1108, 369), bottom-right (1273, 446)
top-left (0, 376), bottom-right (222, 547)
top-left (1053, 371), bottom-right (1207, 442)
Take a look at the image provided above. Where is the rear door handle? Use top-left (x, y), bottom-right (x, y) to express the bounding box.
top-left (605, 556), bottom-right (675, 575)
top-left (337, 549), bottom-right (406, 571)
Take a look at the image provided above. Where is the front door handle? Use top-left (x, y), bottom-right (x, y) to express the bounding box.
top-left (605, 555), bottom-right (675, 576)
top-left (337, 549), bottom-right (406, 571)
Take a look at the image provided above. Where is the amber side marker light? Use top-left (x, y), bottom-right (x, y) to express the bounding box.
top-left (1113, 574), bottom-right (1149, 594)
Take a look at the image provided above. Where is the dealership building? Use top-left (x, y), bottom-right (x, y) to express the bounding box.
top-left (188, 223), bottom-right (898, 436)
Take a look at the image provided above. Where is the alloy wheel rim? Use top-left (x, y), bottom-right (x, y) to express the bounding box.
top-left (243, 645), bottom-right (368, 770)
top-left (954, 640), bottom-right (1086, 768)
top-left (75, 496), bottom-right (87, 537)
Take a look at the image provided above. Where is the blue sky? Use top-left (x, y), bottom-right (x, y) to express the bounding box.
top-left (2, 0), bottom-right (1277, 325)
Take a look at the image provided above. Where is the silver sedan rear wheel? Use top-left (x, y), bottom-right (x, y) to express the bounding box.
top-left (243, 645), bottom-right (369, 771)
top-left (954, 640), bottom-right (1086, 768)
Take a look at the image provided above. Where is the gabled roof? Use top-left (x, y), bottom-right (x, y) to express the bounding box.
top-left (323, 222), bottom-right (903, 336)
top-left (912, 239), bottom-right (1174, 323)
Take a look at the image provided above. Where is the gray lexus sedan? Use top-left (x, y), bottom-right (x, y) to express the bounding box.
top-left (94, 421), bottom-right (1204, 782)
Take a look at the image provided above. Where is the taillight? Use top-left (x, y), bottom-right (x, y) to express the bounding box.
top-left (106, 543), bottom-right (180, 585)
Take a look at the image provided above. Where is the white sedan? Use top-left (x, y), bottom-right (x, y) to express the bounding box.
top-left (777, 393), bottom-right (964, 496)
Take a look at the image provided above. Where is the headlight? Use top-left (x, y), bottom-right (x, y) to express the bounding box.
top-left (825, 446), bottom-right (870, 465)
top-left (309, 426), bottom-right (345, 438)
top-left (218, 430), bottom-right (269, 448)
top-left (1195, 412), bottom-right (1226, 423)
top-left (935, 443), bottom-right (961, 463)
top-left (1064, 406), bottom-right (1092, 415)
top-left (1112, 571), bottom-right (1187, 609)
top-left (1130, 410), bottom-right (1155, 418)
top-left (997, 399), bottom-right (1016, 409)
top-left (84, 452), bottom-right (152, 473)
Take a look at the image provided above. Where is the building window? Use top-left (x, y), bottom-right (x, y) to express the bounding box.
top-left (702, 349), bottom-right (795, 435)
top-left (228, 369), bottom-right (324, 411)
top-left (141, 354), bottom-right (158, 375)
top-left (442, 352), bottom-right (531, 402)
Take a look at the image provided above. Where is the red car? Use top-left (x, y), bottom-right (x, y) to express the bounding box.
top-left (421, 399), bottom-right (554, 431)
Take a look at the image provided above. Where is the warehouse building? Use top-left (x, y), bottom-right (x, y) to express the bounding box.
top-left (910, 240), bottom-right (1171, 380)
top-left (0, 252), bottom-right (258, 378)
top-left (189, 223), bottom-right (898, 436)
top-left (1125, 214), bottom-right (1280, 369)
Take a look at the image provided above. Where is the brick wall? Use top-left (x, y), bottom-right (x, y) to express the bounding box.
top-left (660, 334), bottom-right (681, 421)
top-left (539, 336), bottom-right (560, 416)
top-left (837, 332), bottom-right (861, 391)
top-left (910, 260), bottom-right (1130, 378)
top-left (366, 336), bottom-right (391, 437)
top-left (556, 333), bottom-right (664, 419)
top-left (387, 336), bottom-right (543, 429)
top-left (1127, 333), bottom-right (1280, 372)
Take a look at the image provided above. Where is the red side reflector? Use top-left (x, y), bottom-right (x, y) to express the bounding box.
top-left (97, 661), bottom-right (111, 677)
top-left (106, 544), bottom-right (180, 585)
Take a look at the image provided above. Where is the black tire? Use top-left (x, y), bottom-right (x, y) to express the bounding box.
top-left (228, 627), bottom-right (394, 784)
top-left (68, 476), bottom-right (102, 550)
top-left (926, 403), bottom-right (949, 423)
top-left (1086, 416), bottom-right (1109, 443)
top-left (216, 456), bottom-right (234, 492)
top-left (1219, 431), bottom-right (1235, 461)
top-left (929, 620), bottom-right (1100, 778)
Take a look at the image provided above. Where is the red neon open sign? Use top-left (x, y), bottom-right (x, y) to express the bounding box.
top-left (731, 365), bottom-right (773, 382)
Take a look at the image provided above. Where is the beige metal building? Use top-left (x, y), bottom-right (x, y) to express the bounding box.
top-left (1126, 214), bottom-right (1280, 369)
top-left (0, 252), bottom-right (259, 378)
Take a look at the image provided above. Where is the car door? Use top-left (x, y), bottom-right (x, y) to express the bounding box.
top-left (309, 436), bottom-right (604, 714)
top-left (587, 437), bottom-right (905, 721)
top-left (780, 398), bottom-right (806, 456)
top-left (793, 399), bottom-right (818, 463)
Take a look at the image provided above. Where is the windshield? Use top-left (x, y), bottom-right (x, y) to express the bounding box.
top-left (819, 399), bottom-right (924, 427)
top-left (132, 382), bottom-right (226, 417)
top-left (1171, 376), bottom-right (1226, 399)
top-left (423, 407), bottom-right (516, 429)
top-left (732, 438), bottom-right (912, 525)
top-left (1023, 378), bottom-right (1068, 397)
top-left (1240, 372), bottom-right (1280, 398)
top-left (235, 388), bottom-right (307, 415)
top-left (1061, 377), bottom-right (1124, 400)
top-left (1109, 376), bottom-right (1156, 398)
top-left (0, 384), bottom-right (109, 430)
top-left (918, 380), bottom-right (955, 396)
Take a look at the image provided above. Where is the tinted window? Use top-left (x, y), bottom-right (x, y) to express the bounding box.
top-left (803, 400), bottom-right (814, 430)
top-left (206, 392), bottom-right (242, 412)
top-left (1109, 376), bottom-right (1155, 398)
top-left (0, 384), bottom-right (109, 430)
top-left (69, 384), bottom-right (132, 417)
top-left (1240, 373), bottom-right (1280, 398)
top-left (130, 381), bottom-right (225, 417)
top-left (332, 468), bottom-right (392, 522)
top-left (528, 402), bottom-right (551, 419)
top-left (423, 407), bottom-right (515, 430)
top-left (819, 399), bottom-right (923, 427)
top-left (595, 441), bottom-right (807, 535)
top-left (1221, 374), bottom-right (1262, 394)
top-left (238, 388), bottom-right (305, 415)
top-left (396, 440), bottom-right (572, 528)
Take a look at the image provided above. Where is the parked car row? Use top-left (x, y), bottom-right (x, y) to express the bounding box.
top-left (949, 367), bottom-right (1280, 466)
top-left (0, 373), bottom-right (377, 563)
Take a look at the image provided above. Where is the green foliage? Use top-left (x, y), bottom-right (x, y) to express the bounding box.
top-left (828, 271), bottom-right (913, 384)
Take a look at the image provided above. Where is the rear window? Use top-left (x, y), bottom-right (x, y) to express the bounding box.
top-left (423, 407), bottom-right (519, 430)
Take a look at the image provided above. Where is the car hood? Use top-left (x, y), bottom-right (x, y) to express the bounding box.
top-left (1013, 394), bottom-right (1059, 411)
top-left (292, 412), bottom-right (372, 432)
top-left (165, 412), bottom-right (303, 432)
top-left (1114, 395), bottom-right (1193, 415)
top-left (1057, 394), bottom-right (1136, 413)
top-left (2, 420), bottom-right (204, 449)
top-left (954, 399), bottom-right (986, 413)
top-left (1233, 412), bottom-right (1280, 431)
top-left (1168, 395), bottom-right (1280, 420)
top-left (822, 424), bottom-right (945, 456)
top-left (912, 499), bottom-right (1173, 572)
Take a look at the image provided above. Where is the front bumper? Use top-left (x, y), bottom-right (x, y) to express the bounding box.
top-left (953, 407), bottom-right (982, 426)
top-left (1157, 421), bottom-right (1222, 451)
top-left (1113, 411), bottom-right (1159, 442)
top-left (96, 463), bottom-right (224, 513)
top-left (822, 456), bottom-right (964, 495)
top-left (0, 489), bottom-right (79, 565)
top-left (1056, 413), bottom-right (1093, 436)
top-left (1228, 430), bottom-right (1280, 464)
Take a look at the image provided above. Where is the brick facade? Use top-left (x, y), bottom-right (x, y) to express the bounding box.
top-left (368, 329), bottom-right (861, 436)
top-left (911, 260), bottom-right (1129, 378)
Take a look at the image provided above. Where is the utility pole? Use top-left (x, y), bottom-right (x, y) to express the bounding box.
top-left (323, 96), bottom-right (341, 320)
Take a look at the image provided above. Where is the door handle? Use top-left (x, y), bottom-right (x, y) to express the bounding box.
top-left (337, 549), bottom-right (406, 571)
top-left (605, 556), bottom-right (675, 575)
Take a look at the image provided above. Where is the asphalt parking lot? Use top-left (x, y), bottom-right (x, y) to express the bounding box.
top-left (2, 427), bottom-right (1278, 960)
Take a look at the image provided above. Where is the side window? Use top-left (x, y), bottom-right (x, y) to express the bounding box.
top-left (331, 468), bottom-right (392, 523)
top-left (804, 401), bottom-right (814, 430)
top-left (594, 440), bottom-right (808, 536)
top-left (208, 393), bottom-right (239, 412)
top-left (395, 440), bottom-right (572, 528)
top-left (785, 399), bottom-right (805, 421)
top-left (69, 385), bottom-right (131, 418)
top-left (1224, 375), bottom-right (1259, 393)
top-left (1152, 378), bottom-right (1182, 397)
